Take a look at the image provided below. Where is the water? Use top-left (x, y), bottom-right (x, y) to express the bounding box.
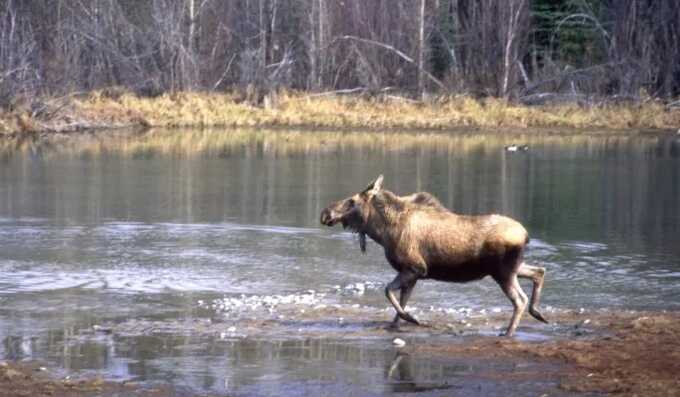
top-left (1, 129), bottom-right (679, 395)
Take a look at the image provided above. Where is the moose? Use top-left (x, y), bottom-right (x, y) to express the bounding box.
top-left (320, 175), bottom-right (548, 337)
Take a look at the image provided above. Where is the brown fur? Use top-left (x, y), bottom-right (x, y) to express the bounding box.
top-left (320, 175), bottom-right (548, 336)
top-left (402, 192), bottom-right (446, 211)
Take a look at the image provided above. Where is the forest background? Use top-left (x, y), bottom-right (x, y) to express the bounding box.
top-left (1, 0), bottom-right (679, 132)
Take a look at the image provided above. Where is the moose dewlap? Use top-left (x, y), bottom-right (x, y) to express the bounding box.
top-left (320, 175), bottom-right (548, 337)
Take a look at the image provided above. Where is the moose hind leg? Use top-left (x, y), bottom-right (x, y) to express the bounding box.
top-left (496, 274), bottom-right (528, 337)
top-left (390, 281), bottom-right (417, 328)
top-left (517, 263), bottom-right (549, 323)
top-left (386, 272), bottom-right (420, 326)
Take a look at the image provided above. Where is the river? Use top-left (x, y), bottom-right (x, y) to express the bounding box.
top-left (1, 129), bottom-right (679, 396)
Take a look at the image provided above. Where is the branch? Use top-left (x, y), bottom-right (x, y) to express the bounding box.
top-left (519, 92), bottom-right (592, 105)
top-left (333, 35), bottom-right (446, 91)
top-left (306, 87), bottom-right (366, 98)
top-left (520, 62), bottom-right (623, 95)
top-left (385, 95), bottom-right (419, 104)
top-left (212, 53), bottom-right (237, 90)
top-left (305, 86), bottom-right (396, 98)
top-left (0, 66), bottom-right (30, 82)
top-left (550, 13), bottom-right (611, 55)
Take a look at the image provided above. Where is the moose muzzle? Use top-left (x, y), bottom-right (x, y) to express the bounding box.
top-left (320, 208), bottom-right (336, 226)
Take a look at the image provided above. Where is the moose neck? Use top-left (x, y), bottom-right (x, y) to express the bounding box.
top-left (362, 190), bottom-right (404, 247)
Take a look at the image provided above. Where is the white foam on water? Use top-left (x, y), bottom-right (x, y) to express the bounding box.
top-left (208, 290), bottom-right (328, 317)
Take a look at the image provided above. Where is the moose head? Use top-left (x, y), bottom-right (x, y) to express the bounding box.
top-left (320, 175), bottom-right (384, 252)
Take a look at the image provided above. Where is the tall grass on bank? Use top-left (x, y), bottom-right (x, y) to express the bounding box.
top-left (1, 91), bottom-right (679, 135)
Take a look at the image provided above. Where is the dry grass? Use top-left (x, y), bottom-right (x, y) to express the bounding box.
top-left (1, 90), bottom-right (679, 136)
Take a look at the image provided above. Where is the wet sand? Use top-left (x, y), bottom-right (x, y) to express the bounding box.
top-left (2, 309), bottom-right (678, 396)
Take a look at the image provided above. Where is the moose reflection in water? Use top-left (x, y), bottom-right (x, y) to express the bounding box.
top-left (320, 175), bottom-right (548, 336)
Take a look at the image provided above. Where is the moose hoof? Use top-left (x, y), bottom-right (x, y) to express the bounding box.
top-left (530, 308), bottom-right (549, 324)
top-left (399, 312), bottom-right (420, 326)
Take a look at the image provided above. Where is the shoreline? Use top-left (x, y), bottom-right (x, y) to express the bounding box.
top-left (3, 125), bottom-right (678, 165)
top-left (1, 91), bottom-right (679, 137)
top-left (2, 309), bottom-right (678, 396)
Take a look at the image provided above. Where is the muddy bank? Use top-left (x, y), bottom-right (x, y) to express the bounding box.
top-left (410, 311), bottom-right (680, 396)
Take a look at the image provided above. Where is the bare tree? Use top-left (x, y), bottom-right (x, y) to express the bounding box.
top-left (0, 0), bottom-right (38, 106)
top-left (501, 0), bottom-right (528, 98)
top-left (417, 0), bottom-right (426, 98)
top-left (0, 0), bottom-right (678, 105)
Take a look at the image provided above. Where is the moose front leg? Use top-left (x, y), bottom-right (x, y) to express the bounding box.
top-left (385, 271), bottom-right (421, 325)
top-left (389, 281), bottom-right (417, 328)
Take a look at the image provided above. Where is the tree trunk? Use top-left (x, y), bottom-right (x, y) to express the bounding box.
top-left (259, 0), bottom-right (267, 78)
top-left (502, 0), bottom-right (526, 98)
top-left (418, 0), bottom-right (426, 99)
top-left (188, 0), bottom-right (195, 48)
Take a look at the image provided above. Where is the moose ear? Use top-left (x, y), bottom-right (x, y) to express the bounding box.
top-left (364, 174), bottom-right (384, 194)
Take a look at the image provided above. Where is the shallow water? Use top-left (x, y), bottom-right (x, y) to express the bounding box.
top-left (1, 129), bottom-right (679, 395)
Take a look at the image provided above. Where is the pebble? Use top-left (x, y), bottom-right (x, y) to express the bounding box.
top-left (343, 283), bottom-right (365, 295)
top-left (93, 325), bottom-right (113, 334)
top-left (458, 307), bottom-right (472, 316)
top-left (574, 318), bottom-right (592, 330)
top-left (227, 326), bottom-right (236, 332)
top-left (392, 338), bottom-right (406, 347)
